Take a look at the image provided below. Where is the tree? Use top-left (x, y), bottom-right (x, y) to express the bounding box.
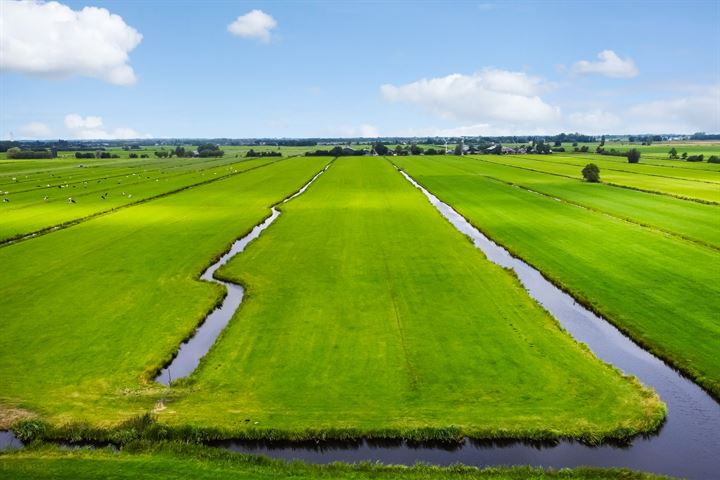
top-left (681, 152), bottom-right (687, 160)
top-left (372, 143), bottom-right (389, 155)
top-left (599, 135), bottom-right (606, 147)
top-left (410, 144), bottom-right (423, 155)
top-left (627, 148), bottom-right (641, 163)
top-left (197, 144), bottom-right (224, 157)
top-left (708, 155), bottom-right (720, 164)
top-left (668, 147), bottom-right (678, 159)
top-left (129, 153), bottom-right (138, 158)
top-left (582, 163), bottom-right (600, 183)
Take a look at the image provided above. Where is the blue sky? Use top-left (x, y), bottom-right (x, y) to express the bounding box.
top-left (1, 0), bottom-right (719, 139)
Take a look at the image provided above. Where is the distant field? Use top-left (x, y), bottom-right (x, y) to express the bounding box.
top-left (395, 155), bottom-right (720, 398)
top-left (477, 154), bottom-right (720, 203)
top-left (0, 155), bottom-right (277, 242)
top-left (438, 155), bottom-right (720, 250)
top-left (161, 156), bottom-right (662, 441)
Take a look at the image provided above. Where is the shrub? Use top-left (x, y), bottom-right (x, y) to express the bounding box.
top-left (627, 148), bottom-right (641, 163)
top-left (708, 155), bottom-right (720, 164)
top-left (582, 163), bottom-right (600, 183)
top-left (686, 154), bottom-right (704, 162)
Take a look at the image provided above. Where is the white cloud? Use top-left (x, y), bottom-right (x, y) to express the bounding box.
top-left (566, 110), bottom-right (622, 133)
top-left (622, 86), bottom-right (720, 133)
top-left (333, 124), bottom-right (380, 138)
top-left (64, 114), bottom-right (150, 139)
top-left (16, 122), bottom-right (53, 139)
top-left (228, 10), bottom-right (277, 42)
top-left (0, 1), bottom-right (142, 85)
top-left (572, 50), bottom-right (639, 78)
top-left (381, 69), bottom-right (561, 128)
top-left (64, 114), bottom-right (103, 129)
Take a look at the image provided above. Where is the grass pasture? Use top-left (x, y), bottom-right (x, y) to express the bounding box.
top-left (436, 155), bottom-right (720, 250)
top-left (482, 155), bottom-right (720, 203)
top-left (0, 156), bottom-right (331, 427)
top-left (158, 156), bottom-right (663, 442)
top-left (394, 155), bottom-right (720, 398)
top-left (0, 156), bottom-right (280, 242)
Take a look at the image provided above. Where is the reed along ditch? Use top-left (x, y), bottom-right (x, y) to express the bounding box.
top-left (2, 162), bottom-right (718, 479)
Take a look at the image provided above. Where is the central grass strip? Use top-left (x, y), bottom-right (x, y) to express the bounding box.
top-left (394, 156), bottom-right (720, 399)
top-left (163, 156), bottom-right (663, 443)
top-left (0, 156), bottom-right (332, 428)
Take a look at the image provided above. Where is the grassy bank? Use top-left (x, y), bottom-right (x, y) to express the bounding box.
top-left (0, 442), bottom-right (671, 479)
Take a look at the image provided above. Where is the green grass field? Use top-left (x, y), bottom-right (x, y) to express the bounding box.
top-left (0, 443), bottom-right (670, 480)
top-left (394, 155), bottom-right (720, 398)
top-left (434, 155), bottom-right (720, 250)
top-left (0, 155), bottom-right (663, 443)
top-left (157, 156), bottom-right (662, 442)
top-left (0, 155), bottom-right (278, 242)
top-left (0, 156), bottom-right (331, 428)
top-left (477, 155), bottom-right (720, 203)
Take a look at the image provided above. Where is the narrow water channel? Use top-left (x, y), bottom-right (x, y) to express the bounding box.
top-left (2, 163), bottom-right (718, 479)
top-left (155, 163), bottom-right (331, 384)
top-left (218, 168), bottom-right (720, 480)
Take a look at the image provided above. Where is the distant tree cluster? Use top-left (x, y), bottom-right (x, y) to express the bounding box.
top-left (691, 132), bottom-right (720, 141)
top-left (686, 154), bottom-right (704, 162)
top-left (573, 145), bottom-right (590, 153)
top-left (306, 146), bottom-right (368, 157)
top-left (197, 144), bottom-right (224, 157)
top-left (627, 148), bottom-right (641, 163)
top-left (596, 147), bottom-right (627, 157)
top-left (7, 147), bottom-right (55, 159)
top-left (245, 149), bottom-right (282, 158)
top-left (74, 151), bottom-right (119, 159)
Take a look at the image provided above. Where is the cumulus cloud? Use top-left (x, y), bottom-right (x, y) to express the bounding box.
top-left (16, 122), bottom-right (53, 139)
top-left (64, 113), bottom-right (150, 139)
top-left (228, 10), bottom-right (277, 42)
top-left (572, 50), bottom-right (639, 78)
top-left (381, 69), bottom-right (561, 128)
top-left (0, 0), bottom-right (142, 85)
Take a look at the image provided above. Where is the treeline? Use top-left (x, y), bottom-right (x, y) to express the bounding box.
top-left (245, 149), bottom-right (282, 158)
top-left (75, 151), bottom-right (120, 159)
top-left (6, 147), bottom-right (55, 159)
top-left (668, 148), bottom-right (719, 163)
top-left (306, 146), bottom-right (367, 157)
